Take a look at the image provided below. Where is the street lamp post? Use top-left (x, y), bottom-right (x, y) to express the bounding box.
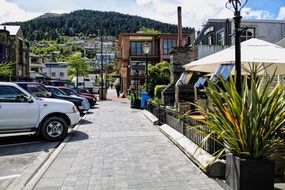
top-left (226, 0), bottom-right (247, 95)
top-left (143, 42), bottom-right (151, 92)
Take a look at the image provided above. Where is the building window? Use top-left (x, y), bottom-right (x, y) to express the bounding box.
top-left (217, 31), bottom-right (225, 45)
top-left (163, 39), bottom-right (177, 54)
top-left (207, 36), bottom-right (212, 45)
top-left (130, 42), bottom-right (144, 56)
top-left (129, 61), bottom-right (146, 77)
top-left (60, 72), bottom-right (64, 77)
top-left (241, 28), bottom-right (255, 42)
top-left (51, 72), bottom-right (56, 77)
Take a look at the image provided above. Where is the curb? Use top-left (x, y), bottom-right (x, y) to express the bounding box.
top-left (19, 114), bottom-right (87, 190)
top-left (141, 110), bottom-right (159, 125)
top-left (159, 124), bottom-right (225, 178)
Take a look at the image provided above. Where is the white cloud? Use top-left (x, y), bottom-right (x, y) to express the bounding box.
top-left (0, 0), bottom-right (41, 24)
top-left (241, 7), bottom-right (274, 19)
top-left (277, 7), bottom-right (285, 20)
top-left (133, 0), bottom-right (231, 29)
top-left (134, 0), bottom-right (278, 30)
top-left (49, 9), bottom-right (69, 14)
top-left (136, 0), bottom-right (152, 6)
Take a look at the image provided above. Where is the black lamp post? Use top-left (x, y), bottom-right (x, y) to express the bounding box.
top-left (226, 0), bottom-right (248, 95)
top-left (143, 42), bottom-right (151, 92)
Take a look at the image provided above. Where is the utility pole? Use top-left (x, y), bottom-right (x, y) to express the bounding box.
top-left (100, 33), bottom-right (105, 100)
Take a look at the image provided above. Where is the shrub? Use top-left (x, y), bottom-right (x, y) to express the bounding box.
top-left (154, 85), bottom-right (166, 98)
top-left (189, 74), bottom-right (285, 160)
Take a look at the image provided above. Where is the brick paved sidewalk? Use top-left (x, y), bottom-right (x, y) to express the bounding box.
top-left (33, 89), bottom-right (224, 190)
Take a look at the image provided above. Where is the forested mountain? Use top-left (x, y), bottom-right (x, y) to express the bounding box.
top-left (5, 10), bottom-right (194, 41)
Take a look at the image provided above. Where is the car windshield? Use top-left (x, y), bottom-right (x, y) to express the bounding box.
top-left (47, 87), bottom-right (66, 96)
top-left (61, 88), bottom-right (77, 96)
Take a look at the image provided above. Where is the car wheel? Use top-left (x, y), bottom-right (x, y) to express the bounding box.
top-left (41, 116), bottom-right (68, 141)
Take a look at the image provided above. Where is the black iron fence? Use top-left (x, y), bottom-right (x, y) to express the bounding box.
top-left (147, 101), bottom-right (222, 155)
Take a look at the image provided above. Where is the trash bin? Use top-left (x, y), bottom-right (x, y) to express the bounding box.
top-left (99, 87), bottom-right (107, 100)
top-left (140, 92), bottom-right (150, 109)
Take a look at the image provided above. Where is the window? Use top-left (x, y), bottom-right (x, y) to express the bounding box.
top-left (210, 64), bottom-right (234, 83)
top-left (0, 86), bottom-right (27, 102)
top-left (241, 28), bottom-right (255, 42)
top-left (207, 36), bottom-right (212, 45)
top-left (194, 77), bottom-right (206, 88)
top-left (130, 42), bottom-right (152, 56)
top-left (129, 61), bottom-right (146, 77)
top-left (47, 87), bottom-right (65, 96)
top-left (163, 39), bottom-right (177, 54)
top-left (60, 72), bottom-right (64, 77)
top-left (51, 72), bottom-right (56, 77)
top-left (217, 31), bottom-right (225, 45)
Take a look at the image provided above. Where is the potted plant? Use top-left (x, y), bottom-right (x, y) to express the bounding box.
top-left (191, 74), bottom-right (285, 190)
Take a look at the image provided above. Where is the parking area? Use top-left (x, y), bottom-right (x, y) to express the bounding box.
top-left (0, 133), bottom-right (60, 189)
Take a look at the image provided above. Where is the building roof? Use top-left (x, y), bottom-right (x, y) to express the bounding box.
top-left (206, 18), bottom-right (285, 24)
top-left (0, 25), bottom-right (21, 35)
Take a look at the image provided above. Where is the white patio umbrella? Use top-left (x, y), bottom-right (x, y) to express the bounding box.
top-left (184, 38), bottom-right (285, 75)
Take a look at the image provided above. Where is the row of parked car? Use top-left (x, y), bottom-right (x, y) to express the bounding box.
top-left (0, 81), bottom-right (97, 141)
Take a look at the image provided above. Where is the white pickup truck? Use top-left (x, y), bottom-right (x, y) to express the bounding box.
top-left (0, 82), bottom-right (81, 141)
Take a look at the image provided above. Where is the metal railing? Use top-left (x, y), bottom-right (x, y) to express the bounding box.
top-left (147, 101), bottom-right (222, 154)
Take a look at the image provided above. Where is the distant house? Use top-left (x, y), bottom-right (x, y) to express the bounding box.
top-left (0, 25), bottom-right (29, 79)
top-left (29, 52), bottom-right (47, 81)
top-left (29, 53), bottom-right (45, 73)
top-left (43, 62), bottom-right (68, 80)
top-left (0, 27), bottom-right (9, 62)
top-left (116, 32), bottom-right (190, 96)
top-left (195, 19), bottom-right (285, 59)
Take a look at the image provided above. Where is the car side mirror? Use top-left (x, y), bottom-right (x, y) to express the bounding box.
top-left (27, 96), bottom-right (33, 103)
top-left (16, 94), bottom-right (33, 103)
top-left (47, 92), bottom-right (52, 97)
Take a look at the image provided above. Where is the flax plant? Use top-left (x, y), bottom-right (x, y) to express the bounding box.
top-left (194, 73), bottom-right (285, 159)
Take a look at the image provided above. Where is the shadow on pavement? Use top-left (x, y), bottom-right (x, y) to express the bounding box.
top-left (79, 119), bottom-right (93, 125)
top-left (0, 134), bottom-right (58, 156)
top-left (69, 131), bottom-right (89, 142)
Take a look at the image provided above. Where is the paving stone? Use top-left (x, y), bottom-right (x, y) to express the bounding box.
top-left (33, 89), bottom-right (224, 190)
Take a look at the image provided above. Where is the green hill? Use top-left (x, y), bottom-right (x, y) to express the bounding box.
top-left (5, 10), bottom-right (194, 41)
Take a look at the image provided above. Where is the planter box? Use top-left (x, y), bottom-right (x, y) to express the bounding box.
top-left (269, 144), bottom-right (285, 176)
top-left (226, 154), bottom-right (274, 190)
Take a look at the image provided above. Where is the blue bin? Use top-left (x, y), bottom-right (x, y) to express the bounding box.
top-left (140, 92), bottom-right (150, 109)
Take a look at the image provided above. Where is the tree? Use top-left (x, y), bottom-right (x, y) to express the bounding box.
top-left (67, 52), bottom-right (91, 86)
top-left (0, 62), bottom-right (14, 77)
top-left (139, 27), bottom-right (160, 34)
top-left (148, 61), bottom-right (171, 96)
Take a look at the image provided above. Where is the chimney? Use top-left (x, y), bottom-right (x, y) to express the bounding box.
top-left (177, 6), bottom-right (183, 47)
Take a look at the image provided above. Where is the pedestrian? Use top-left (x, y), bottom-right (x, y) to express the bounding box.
top-left (115, 83), bottom-right (121, 97)
top-left (110, 82), bottom-right (114, 89)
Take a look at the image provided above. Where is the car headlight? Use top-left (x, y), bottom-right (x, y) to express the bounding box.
top-left (73, 105), bottom-right (78, 113)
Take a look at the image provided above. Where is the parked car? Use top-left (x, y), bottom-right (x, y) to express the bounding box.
top-left (16, 82), bottom-right (90, 115)
top-left (44, 80), bottom-right (76, 88)
top-left (0, 82), bottom-right (80, 141)
top-left (75, 88), bottom-right (97, 99)
top-left (57, 86), bottom-right (96, 107)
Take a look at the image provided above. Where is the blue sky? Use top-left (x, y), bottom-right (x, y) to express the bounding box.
top-left (1, 0), bottom-right (284, 29)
